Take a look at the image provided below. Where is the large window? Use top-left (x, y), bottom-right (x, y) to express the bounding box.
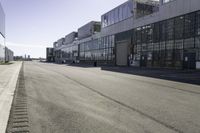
top-left (136, 27), bottom-right (142, 44)
top-left (196, 11), bottom-right (200, 36)
top-left (133, 28), bottom-right (142, 61)
top-left (141, 26), bottom-right (147, 43)
top-left (101, 0), bottom-right (133, 28)
top-left (184, 38), bottom-right (195, 49)
top-left (131, 9), bottom-right (200, 68)
top-left (196, 36), bottom-right (200, 48)
top-left (136, 2), bottom-right (158, 18)
top-left (184, 13), bottom-right (195, 39)
top-left (196, 36), bottom-right (200, 60)
top-left (110, 11), bottom-right (115, 25)
top-left (153, 23), bottom-right (160, 43)
top-left (175, 39), bottom-right (183, 50)
top-left (175, 16), bottom-right (184, 40)
top-left (79, 35), bottom-right (115, 61)
top-left (146, 25), bottom-right (153, 43)
top-left (174, 16), bottom-right (184, 51)
top-left (166, 40), bottom-right (174, 50)
top-left (166, 19), bottom-right (174, 41)
top-left (165, 19), bottom-right (174, 51)
top-left (61, 43), bottom-right (79, 61)
top-left (122, 4), bottom-right (128, 20)
top-left (160, 21), bottom-right (166, 42)
top-left (184, 13), bottom-right (195, 49)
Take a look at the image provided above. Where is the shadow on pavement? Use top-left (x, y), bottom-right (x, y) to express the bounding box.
top-left (101, 66), bottom-right (200, 85)
top-left (44, 61), bottom-right (200, 85)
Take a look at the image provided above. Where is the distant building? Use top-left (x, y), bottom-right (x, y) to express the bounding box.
top-left (46, 47), bottom-right (55, 62)
top-left (25, 55), bottom-right (32, 61)
top-left (14, 56), bottom-right (23, 61)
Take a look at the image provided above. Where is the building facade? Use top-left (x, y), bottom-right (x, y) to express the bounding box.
top-left (51, 0), bottom-right (200, 69)
top-left (0, 2), bottom-right (5, 62)
top-left (0, 2), bottom-right (14, 63)
top-left (5, 47), bottom-right (14, 62)
top-left (46, 47), bottom-right (55, 62)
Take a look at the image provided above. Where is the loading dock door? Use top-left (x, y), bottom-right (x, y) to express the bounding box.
top-left (116, 41), bottom-right (128, 66)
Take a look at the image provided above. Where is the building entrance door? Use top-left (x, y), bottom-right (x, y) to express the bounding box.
top-left (116, 41), bottom-right (128, 66)
top-left (183, 52), bottom-right (196, 69)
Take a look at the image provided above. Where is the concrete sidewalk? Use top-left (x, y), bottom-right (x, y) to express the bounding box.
top-left (0, 62), bottom-right (22, 133)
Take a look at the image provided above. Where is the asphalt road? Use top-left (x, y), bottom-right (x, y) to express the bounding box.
top-left (23, 61), bottom-right (200, 133)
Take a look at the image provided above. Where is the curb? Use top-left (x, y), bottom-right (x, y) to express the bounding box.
top-left (6, 62), bottom-right (30, 133)
top-left (0, 62), bottom-right (23, 133)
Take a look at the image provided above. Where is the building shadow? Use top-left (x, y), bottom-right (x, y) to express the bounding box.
top-left (66, 63), bottom-right (95, 68)
top-left (44, 61), bottom-right (200, 85)
top-left (100, 66), bottom-right (200, 85)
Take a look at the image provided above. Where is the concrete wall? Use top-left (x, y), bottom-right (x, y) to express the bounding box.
top-left (0, 3), bottom-right (5, 62)
top-left (0, 3), bottom-right (5, 37)
top-left (5, 47), bottom-right (14, 62)
top-left (101, 17), bottom-right (134, 37)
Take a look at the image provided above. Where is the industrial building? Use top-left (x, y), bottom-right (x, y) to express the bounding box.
top-left (51, 0), bottom-right (200, 69)
top-left (0, 2), bottom-right (14, 63)
top-left (46, 47), bottom-right (55, 62)
top-left (5, 47), bottom-right (14, 62)
top-left (0, 2), bottom-right (5, 62)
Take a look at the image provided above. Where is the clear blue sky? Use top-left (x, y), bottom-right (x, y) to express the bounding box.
top-left (0, 0), bottom-right (126, 58)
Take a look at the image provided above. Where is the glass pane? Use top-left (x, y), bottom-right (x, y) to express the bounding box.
top-left (127, 1), bottom-right (133, 17)
top-left (119, 6), bottom-right (123, 21)
top-left (114, 9), bottom-right (119, 23)
top-left (175, 39), bottom-right (183, 50)
top-left (166, 40), bottom-right (174, 50)
top-left (153, 23), bottom-right (160, 43)
top-left (166, 19), bottom-right (174, 41)
top-left (110, 11), bottom-right (114, 25)
top-left (175, 16), bottom-right (184, 39)
top-left (184, 13), bottom-right (195, 38)
top-left (122, 4), bottom-right (128, 20)
top-left (184, 38), bottom-right (195, 49)
top-left (195, 36), bottom-right (200, 48)
top-left (196, 11), bottom-right (200, 36)
top-left (160, 21), bottom-right (166, 41)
